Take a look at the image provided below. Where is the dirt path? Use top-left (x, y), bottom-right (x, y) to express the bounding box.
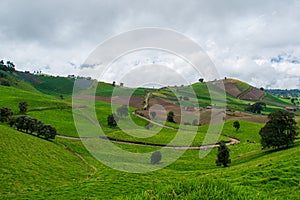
top-left (57, 108), bottom-right (240, 150)
top-left (143, 92), bottom-right (151, 110)
top-left (132, 111), bottom-right (178, 130)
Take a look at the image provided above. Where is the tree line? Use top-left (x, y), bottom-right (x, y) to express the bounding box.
top-left (0, 104), bottom-right (56, 140)
top-left (0, 60), bottom-right (15, 72)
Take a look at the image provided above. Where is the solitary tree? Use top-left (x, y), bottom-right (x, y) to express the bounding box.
top-left (192, 119), bottom-right (199, 126)
top-left (107, 114), bottom-right (119, 127)
top-left (259, 110), bottom-right (298, 149)
top-left (150, 111), bottom-right (156, 119)
top-left (199, 78), bottom-right (204, 83)
top-left (117, 105), bottom-right (129, 117)
top-left (216, 141), bottom-right (231, 167)
top-left (19, 101), bottom-right (28, 114)
top-left (112, 81), bottom-right (116, 87)
top-left (291, 98), bottom-right (295, 104)
top-left (151, 151), bottom-right (162, 164)
top-left (167, 111), bottom-right (175, 123)
top-left (233, 121), bottom-right (240, 132)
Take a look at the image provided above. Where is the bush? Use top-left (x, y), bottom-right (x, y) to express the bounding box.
top-left (151, 151), bottom-right (162, 164)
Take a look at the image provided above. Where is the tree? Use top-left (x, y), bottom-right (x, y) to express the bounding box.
top-left (60, 95), bottom-right (64, 100)
top-left (199, 78), bottom-right (204, 83)
top-left (117, 105), bottom-right (128, 117)
top-left (291, 98), bottom-right (295, 104)
top-left (167, 111), bottom-right (175, 123)
top-left (150, 111), bottom-right (156, 119)
top-left (246, 102), bottom-right (266, 114)
top-left (112, 81), bottom-right (116, 87)
top-left (192, 119), bottom-right (199, 126)
top-left (107, 114), bottom-right (119, 127)
top-left (39, 125), bottom-right (56, 140)
top-left (151, 151), bottom-right (162, 164)
top-left (259, 110), bottom-right (298, 149)
top-left (216, 141), bottom-right (231, 167)
top-left (233, 121), bottom-right (240, 132)
top-left (0, 107), bottom-right (13, 123)
top-left (183, 96), bottom-right (189, 101)
top-left (19, 101), bottom-right (28, 114)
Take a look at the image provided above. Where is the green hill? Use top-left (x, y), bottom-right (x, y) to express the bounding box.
top-left (0, 69), bottom-right (299, 199)
top-left (0, 125), bottom-right (93, 196)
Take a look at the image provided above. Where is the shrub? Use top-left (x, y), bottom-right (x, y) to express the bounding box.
top-left (151, 151), bottom-right (162, 164)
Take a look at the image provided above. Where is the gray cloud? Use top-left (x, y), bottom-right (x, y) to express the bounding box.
top-left (0, 0), bottom-right (299, 88)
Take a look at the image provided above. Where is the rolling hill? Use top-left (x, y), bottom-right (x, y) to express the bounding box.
top-left (0, 68), bottom-right (299, 199)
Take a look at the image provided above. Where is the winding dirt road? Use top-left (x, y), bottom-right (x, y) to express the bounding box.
top-left (57, 108), bottom-right (240, 150)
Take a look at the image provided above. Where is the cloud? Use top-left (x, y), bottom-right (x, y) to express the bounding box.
top-left (0, 0), bottom-right (299, 88)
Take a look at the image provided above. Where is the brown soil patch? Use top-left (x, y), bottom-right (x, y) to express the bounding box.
top-left (223, 81), bottom-right (243, 97)
top-left (239, 87), bottom-right (264, 101)
top-left (226, 111), bottom-right (268, 123)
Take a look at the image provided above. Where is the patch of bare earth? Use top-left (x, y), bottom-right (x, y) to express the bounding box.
top-left (226, 111), bottom-right (268, 123)
top-left (223, 81), bottom-right (243, 98)
top-left (239, 87), bottom-right (264, 101)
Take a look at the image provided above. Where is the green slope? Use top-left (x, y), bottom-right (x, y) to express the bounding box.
top-left (0, 125), bottom-right (93, 196)
top-left (0, 85), bottom-right (70, 113)
top-left (153, 79), bottom-right (294, 113)
top-left (17, 72), bottom-right (75, 97)
top-left (0, 70), bottom-right (40, 93)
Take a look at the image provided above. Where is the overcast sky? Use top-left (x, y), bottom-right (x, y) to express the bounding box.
top-left (0, 0), bottom-right (300, 89)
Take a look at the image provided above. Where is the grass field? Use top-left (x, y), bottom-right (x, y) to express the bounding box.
top-left (1, 73), bottom-right (300, 199)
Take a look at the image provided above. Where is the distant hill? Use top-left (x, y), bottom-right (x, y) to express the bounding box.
top-left (265, 89), bottom-right (300, 98)
top-left (0, 68), bottom-right (296, 114)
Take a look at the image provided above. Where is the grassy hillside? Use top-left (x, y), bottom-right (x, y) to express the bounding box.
top-left (0, 125), bottom-right (93, 196)
top-left (1, 71), bottom-right (299, 199)
top-left (152, 79), bottom-right (294, 113)
top-left (0, 85), bottom-right (70, 113)
top-left (0, 70), bottom-right (40, 93)
top-left (17, 72), bottom-right (75, 97)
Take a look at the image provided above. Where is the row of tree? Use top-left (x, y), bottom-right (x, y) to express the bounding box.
top-left (0, 106), bottom-right (56, 140)
top-left (13, 116), bottom-right (56, 140)
top-left (0, 60), bottom-right (15, 72)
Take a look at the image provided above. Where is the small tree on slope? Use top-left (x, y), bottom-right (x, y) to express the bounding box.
top-left (233, 121), bottom-right (240, 132)
top-left (216, 141), bottom-right (231, 167)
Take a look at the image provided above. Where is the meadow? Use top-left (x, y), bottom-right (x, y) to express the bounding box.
top-left (0, 74), bottom-right (299, 199)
